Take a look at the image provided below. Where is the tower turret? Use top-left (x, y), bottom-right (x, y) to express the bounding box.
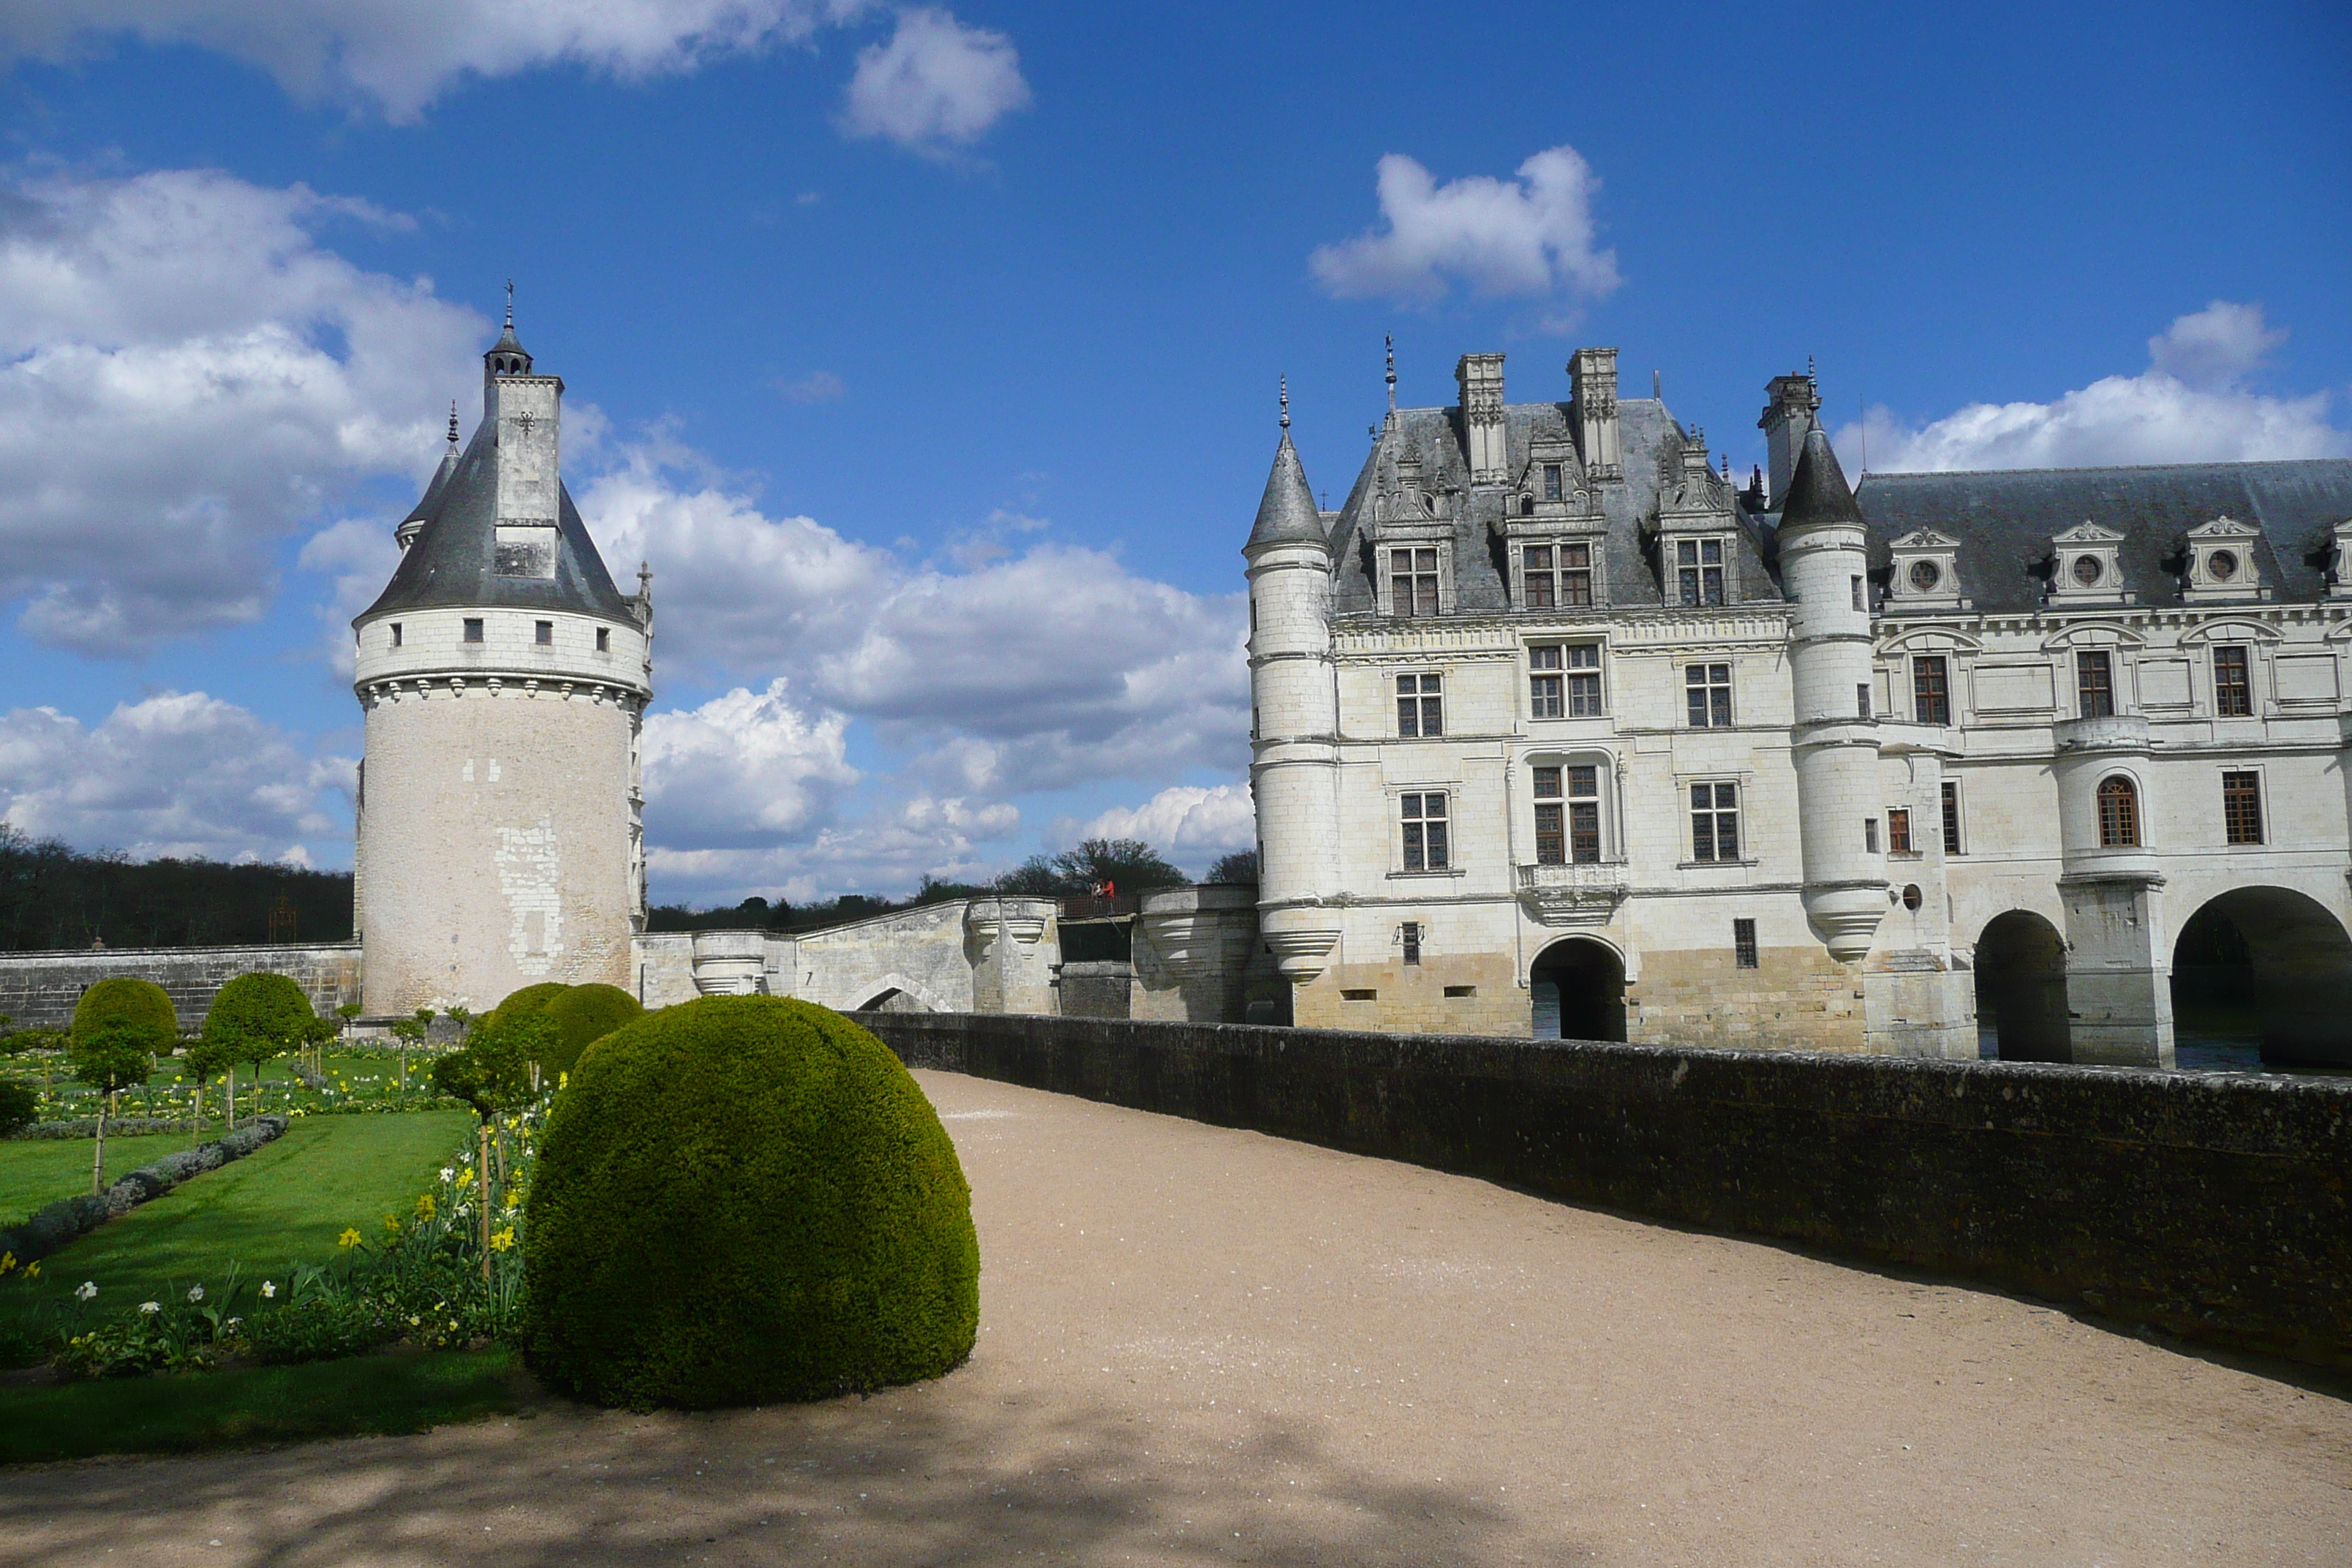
top-left (1778, 423), bottom-right (1885, 961)
top-left (350, 306), bottom-right (652, 1015)
top-left (1245, 380), bottom-right (1343, 994)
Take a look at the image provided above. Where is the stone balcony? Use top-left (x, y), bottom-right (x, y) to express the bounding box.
top-left (1515, 862), bottom-right (1632, 925)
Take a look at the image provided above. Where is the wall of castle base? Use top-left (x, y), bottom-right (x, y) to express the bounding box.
top-left (0, 943), bottom-right (363, 1030)
top-left (1294, 951), bottom-right (1530, 1036)
top-left (1626, 945), bottom-right (1870, 1052)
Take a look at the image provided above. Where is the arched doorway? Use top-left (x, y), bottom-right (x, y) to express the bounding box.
top-left (1974, 911), bottom-right (2070, 1062)
top-left (856, 987), bottom-right (929, 1014)
top-left (2171, 888), bottom-right (2352, 1068)
top-left (1530, 937), bottom-right (1626, 1042)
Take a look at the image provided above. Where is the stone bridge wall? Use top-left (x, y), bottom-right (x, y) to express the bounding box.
top-left (853, 1011), bottom-right (2352, 1375)
top-left (0, 943), bottom-right (364, 1029)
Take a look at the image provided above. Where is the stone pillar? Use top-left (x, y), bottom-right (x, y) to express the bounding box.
top-left (690, 929), bottom-right (766, 995)
top-left (1132, 885), bottom-right (1261, 1022)
top-left (965, 897), bottom-right (1059, 1016)
top-left (2052, 715), bottom-right (2174, 1066)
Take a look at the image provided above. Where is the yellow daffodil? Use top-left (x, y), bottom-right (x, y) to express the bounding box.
top-left (415, 1193), bottom-right (437, 1221)
top-left (489, 1226), bottom-right (516, 1252)
top-left (337, 1227), bottom-right (363, 1248)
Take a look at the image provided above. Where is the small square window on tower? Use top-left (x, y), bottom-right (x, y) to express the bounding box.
top-left (1401, 921), bottom-right (1422, 965)
top-left (390, 622), bottom-right (402, 648)
top-left (535, 619), bottom-right (554, 646)
top-left (462, 617), bottom-right (484, 644)
top-left (596, 627), bottom-right (611, 652)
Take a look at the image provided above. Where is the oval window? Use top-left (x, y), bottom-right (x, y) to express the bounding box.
top-left (2073, 555), bottom-right (2103, 587)
top-left (2208, 549), bottom-right (2239, 581)
top-left (1908, 559), bottom-right (1942, 592)
top-left (1902, 883), bottom-right (1923, 911)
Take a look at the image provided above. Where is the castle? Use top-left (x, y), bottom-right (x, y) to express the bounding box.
top-left (1244, 347), bottom-right (2352, 1068)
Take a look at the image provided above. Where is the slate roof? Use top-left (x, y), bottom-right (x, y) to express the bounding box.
top-left (357, 418), bottom-right (638, 624)
top-left (1778, 428), bottom-right (1864, 531)
top-left (1248, 431), bottom-right (1326, 549)
top-left (1854, 459), bottom-right (2352, 613)
top-left (1324, 398), bottom-right (1778, 614)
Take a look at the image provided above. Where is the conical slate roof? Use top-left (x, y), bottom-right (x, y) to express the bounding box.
top-left (1778, 426), bottom-right (1864, 530)
top-left (357, 420), bottom-right (637, 624)
top-left (402, 443), bottom-right (459, 527)
top-left (1248, 432), bottom-right (1326, 550)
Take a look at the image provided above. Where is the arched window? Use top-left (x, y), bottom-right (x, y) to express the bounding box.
top-left (2097, 775), bottom-right (2140, 848)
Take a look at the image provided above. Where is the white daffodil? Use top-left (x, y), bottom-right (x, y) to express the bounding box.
top-left (140, 1301), bottom-right (161, 1314)
top-left (186, 1284), bottom-right (205, 1303)
top-left (261, 1280), bottom-right (276, 1299)
top-left (75, 1281), bottom-right (97, 1301)
top-left (440, 1168), bottom-right (455, 1183)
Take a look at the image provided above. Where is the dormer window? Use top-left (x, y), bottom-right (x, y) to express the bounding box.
top-left (1676, 539), bottom-right (1726, 607)
top-left (1885, 527), bottom-right (1966, 611)
top-left (2072, 554), bottom-right (2103, 587)
top-left (2047, 521), bottom-right (2132, 606)
top-left (2181, 516), bottom-right (2267, 603)
top-left (1542, 464), bottom-right (1563, 502)
top-left (1909, 560), bottom-right (1941, 592)
top-left (1390, 547), bottom-right (1441, 617)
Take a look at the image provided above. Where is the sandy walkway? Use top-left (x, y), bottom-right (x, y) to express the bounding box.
top-left (3, 1068), bottom-right (2347, 1566)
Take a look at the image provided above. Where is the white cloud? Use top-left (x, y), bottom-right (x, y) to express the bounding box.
top-left (1077, 782), bottom-right (1254, 859)
top-left (0, 690), bottom-right (350, 862)
top-left (0, 167), bottom-right (482, 653)
top-left (837, 7), bottom-right (1030, 157)
top-left (773, 369), bottom-right (846, 403)
top-left (640, 677), bottom-right (859, 849)
top-left (1844, 301), bottom-right (2350, 473)
top-left (1310, 145), bottom-right (1620, 307)
top-left (0, 0), bottom-right (880, 121)
top-left (295, 515), bottom-right (404, 676)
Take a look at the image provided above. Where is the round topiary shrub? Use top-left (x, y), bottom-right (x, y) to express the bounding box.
top-left (489, 981), bottom-right (570, 1027)
top-left (540, 983), bottom-right (642, 1078)
top-left (202, 972), bottom-right (314, 1048)
top-left (523, 995), bottom-right (979, 1409)
top-left (71, 976), bottom-right (178, 1051)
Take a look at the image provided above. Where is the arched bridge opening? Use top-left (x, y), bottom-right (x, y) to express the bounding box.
top-left (2171, 887), bottom-right (2352, 1069)
top-left (1531, 936), bottom-right (1627, 1043)
top-left (1974, 911), bottom-right (2071, 1063)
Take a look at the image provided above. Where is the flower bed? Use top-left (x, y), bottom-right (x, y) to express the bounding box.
top-left (0, 1117), bottom-right (288, 1270)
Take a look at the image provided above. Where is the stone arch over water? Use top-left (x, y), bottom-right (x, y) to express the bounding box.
top-left (1973, 910), bottom-right (2071, 1062)
top-left (2171, 886), bottom-right (2352, 1068)
top-left (1530, 935), bottom-right (1627, 1042)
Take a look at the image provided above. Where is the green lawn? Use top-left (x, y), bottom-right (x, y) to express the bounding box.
top-left (1, 1109), bottom-right (472, 1342)
top-left (0, 1131), bottom-right (217, 1221)
top-left (0, 1348), bottom-right (539, 1463)
top-left (4, 1047), bottom-right (448, 1127)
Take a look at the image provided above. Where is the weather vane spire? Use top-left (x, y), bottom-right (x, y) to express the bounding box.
top-left (1384, 333), bottom-right (1396, 412)
top-left (1279, 373), bottom-right (1289, 431)
top-left (447, 400), bottom-right (459, 445)
top-left (504, 279), bottom-right (515, 329)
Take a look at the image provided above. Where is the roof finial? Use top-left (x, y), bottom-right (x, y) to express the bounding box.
top-left (1384, 333), bottom-right (1396, 413)
top-left (447, 400), bottom-right (460, 446)
top-left (504, 279), bottom-right (515, 330)
top-left (1278, 373), bottom-right (1289, 431)
top-left (1806, 353), bottom-right (1816, 386)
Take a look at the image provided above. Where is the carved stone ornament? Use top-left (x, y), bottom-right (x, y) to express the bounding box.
top-left (1514, 863), bottom-right (1631, 925)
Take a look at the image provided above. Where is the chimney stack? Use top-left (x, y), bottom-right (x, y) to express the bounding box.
top-left (1759, 370), bottom-right (1821, 506)
top-left (1569, 347), bottom-right (1622, 481)
top-left (1455, 353), bottom-right (1507, 486)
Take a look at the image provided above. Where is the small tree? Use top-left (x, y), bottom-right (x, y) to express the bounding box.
top-left (201, 973), bottom-right (313, 1126)
top-left (433, 1012), bottom-right (544, 1278)
top-left (72, 1020), bottom-right (156, 1195)
top-left (181, 1033), bottom-right (226, 1142)
top-left (389, 1007), bottom-right (435, 1095)
top-left (0, 1079), bottom-right (37, 1139)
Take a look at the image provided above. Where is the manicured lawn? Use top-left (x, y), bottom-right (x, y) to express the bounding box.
top-left (1, 1109), bottom-right (472, 1343)
top-left (0, 1348), bottom-right (539, 1464)
top-left (0, 1131), bottom-right (213, 1221)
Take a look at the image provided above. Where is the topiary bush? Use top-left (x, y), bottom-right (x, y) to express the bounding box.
top-left (71, 977), bottom-right (177, 1051)
top-left (488, 982), bottom-right (569, 1027)
top-left (540, 984), bottom-right (642, 1078)
top-left (522, 996), bottom-right (979, 1409)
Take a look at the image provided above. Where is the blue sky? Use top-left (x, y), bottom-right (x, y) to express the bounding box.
top-left (0, 0), bottom-right (2345, 904)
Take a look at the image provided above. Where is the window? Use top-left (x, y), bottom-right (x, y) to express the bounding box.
top-left (390, 622), bottom-right (402, 648)
top-left (463, 617), bottom-right (484, 644)
top-left (1690, 782), bottom-right (1741, 862)
top-left (1533, 764), bottom-right (1602, 866)
top-left (2209, 549), bottom-right (2239, 582)
top-left (1864, 818), bottom-right (1880, 853)
top-left (2214, 645), bottom-right (2253, 717)
top-left (1561, 543), bottom-right (1593, 607)
top-left (2097, 776), bottom-right (2140, 848)
top-left (1912, 656), bottom-right (1950, 725)
top-left (2073, 554), bottom-right (2103, 586)
top-left (1888, 807), bottom-right (1912, 854)
top-left (1524, 544), bottom-right (1553, 610)
top-left (1858, 682), bottom-right (1872, 720)
top-left (1942, 780), bottom-right (1963, 855)
top-left (535, 619), bottom-right (554, 646)
top-left (1566, 644), bottom-right (1603, 715)
top-left (1676, 539), bottom-right (1726, 606)
top-left (1401, 793), bottom-right (1450, 871)
top-left (2076, 649), bottom-right (2115, 717)
top-left (1530, 647), bottom-right (1562, 718)
top-left (1733, 918), bottom-right (1759, 970)
top-left (596, 627), bottom-right (611, 652)
top-left (1401, 921), bottom-right (1422, 965)
top-left (1851, 575), bottom-right (1866, 611)
top-left (1686, 663), bottom-right (1733, 728)
top-left (1909, 559), bottom-right (1941, 592)
top-left (1396, 673), bottom-right (1443, 737)
top-left (1522, 542), bottom-right (1594, 609)
top-left (1531, 645), bottom-right (1602, 717)
top-left (2223, 772), bottom-right (2264, 845)
top-left (1542, 463), bottom-right (1563, 502)
top-left (1390, 547), bottom-right (1440, 617)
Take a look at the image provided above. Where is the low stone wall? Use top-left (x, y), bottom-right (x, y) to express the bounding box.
top-left (0, 943), bottom-right (363, 1029)
top-left (853, 1011), bottom-right (2352, 1373)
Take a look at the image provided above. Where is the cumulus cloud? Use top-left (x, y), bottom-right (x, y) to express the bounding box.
top-left (1076, 782), bottom-right (1254, 862)
top-left (1310, 145), bottom-right (1620, 307)
top-left (641, 677), bottom-right (859, 849)
top-left (837, 7), bottom-right (1030, 157)
top-left (1844, 301), bottom-right (2350, 473)
top-left (0, 690), bottom-right (350, 862)
top-left (0, 167), bottom-right (482, 653)
top-left (0, 0), bottom-right (881, 121)
top-left (773, 369), bottom-right (846, 403)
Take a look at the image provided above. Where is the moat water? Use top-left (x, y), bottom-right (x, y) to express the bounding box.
top-left (1976, 1006), bottom-right (2352, 1079)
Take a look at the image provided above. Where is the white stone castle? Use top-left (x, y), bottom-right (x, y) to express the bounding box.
top-left (1245, 347), bottom-right (2352, 1068)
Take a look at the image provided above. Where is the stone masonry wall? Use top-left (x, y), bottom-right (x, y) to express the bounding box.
top-left (1627, 943), bottom-right (1867, 1051)
top-left (0, 943), bottom-right (363, 1029)
top-left (856, 1011), bottom-right (2352, 1375)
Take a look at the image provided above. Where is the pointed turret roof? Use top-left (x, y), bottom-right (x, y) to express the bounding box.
top-left (1248, 431), bottom-right (1325, 551)
top-left (1778, 426), bottom-right (1864, 530)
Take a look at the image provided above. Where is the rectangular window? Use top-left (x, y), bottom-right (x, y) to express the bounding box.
top-left (1401, 793), bottom-right (1450, 872)
top-left (535, 619), bottom-right (554, 646)
top-left (1942, 780), bottom-right (1963, 855)
top-left (389, 622), bottom-right (402, 648)
top-left (1529, 645), bottom-right (1562, 719)
top-left (2077, 649), bottom-right (2115, 717)
top-left (1913, 656), bottom-right (1950, 725)
top-left (1858, 682), bottom-right (1872, 720)
top-left (1888, 807), bottom-right (1912, 855)
top-left (1542, 462), bottom-right (1563, 502)
top-left (1561, 542), bottom-right (1593, 606)
top-left (1401, 921), bottom-right (1422, 965)
top-left (1531, 764), bottom-right (1601, 866)
top-left (1676, 538), bottom-right (1726, 607)
top-left (595, 627), bottom-right (610, 652)
top-left (1733, 918), bottom-right (1759, 970)
top-left (1395, 673), bottom-right (1443, 737)
top-left (1690, 782), bottom-right (1741, 862)
top-left (1851, 576), bottom-right (1865, 612)
top-left (1533, 766), bottom-right (1564, 865)
top-left (2223, 771), bottom-right (2264, 845)
top-left (1566, 644), bottom-right (1604, 716)
top-left (1686, 663), bottom-right (1733, 728)
top-left (462, 617), bottom-right (484, 644)
top-left (1390, 547), bottom-right (1440, 617)
top-left (2214, 645), bottom-right (2253, 717)
top-left (1567, 764), bottom-right (1600, 863)
top-left (1523, 543), bottom-right (1555, 609)
top-left (1864, 818), bottom-right (1880, 853)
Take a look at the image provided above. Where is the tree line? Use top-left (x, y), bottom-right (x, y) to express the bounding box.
top-left (0, 827), bottom-right (355, 952)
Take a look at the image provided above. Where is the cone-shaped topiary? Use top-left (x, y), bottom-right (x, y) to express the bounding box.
top-left (523, 996), bottom-right (979, 1409)
top-left (72, 976), bottom-right (177, 1050)
top-left (540, 983), bottom-right (642, 1078)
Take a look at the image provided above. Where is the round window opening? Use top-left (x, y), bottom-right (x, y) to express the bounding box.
top-left (2072, 554), bottom-right (2104, 587)
top-left (2209, 549), bottom-right (2239, 581)
top-left (1902, 883), bottom-right (1923, 911)
top-left (1908, 559), bottom-right (1942, 592)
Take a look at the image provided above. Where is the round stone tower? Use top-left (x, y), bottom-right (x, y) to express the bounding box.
top-left (350, 308), bottom-right (653, 1015)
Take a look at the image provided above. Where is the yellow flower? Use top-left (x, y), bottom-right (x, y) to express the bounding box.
top-left (337, 1227), bottom-right (363, 1248)
top-left (23, 1262), bottom-right (38, 1280)
top-left (489, 1226), bottom-right (516, 1253)
top-left (0, 1251), bottom-right (14, 1277)
top-left (414, 1193), bottom-right (437, 1221)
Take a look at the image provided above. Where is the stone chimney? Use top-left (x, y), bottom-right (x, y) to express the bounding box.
top-left (1759, 371), bottom-right (1821, 506)
top-left (1455, 353), bottom-right (1507, 486)
top-left (1569, 347), bottom-right (1622, 481)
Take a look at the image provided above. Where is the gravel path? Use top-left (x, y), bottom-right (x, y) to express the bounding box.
top-left (4, 1068), bottom-right (2346, 1566)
